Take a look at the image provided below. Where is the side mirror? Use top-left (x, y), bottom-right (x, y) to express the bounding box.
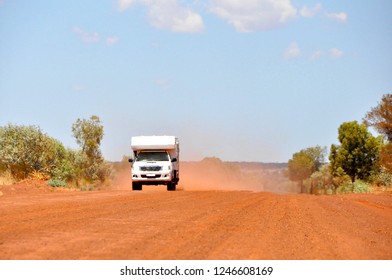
top-left (128, 158), bottom-right (133, 163)
top-left (171, 158), bottom-right (177, 162)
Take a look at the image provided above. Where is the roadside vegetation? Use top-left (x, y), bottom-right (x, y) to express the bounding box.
top-left (1, 95), bottom-right (391, 195)
top-left (0, 115), bottom-right (111, 190)
top-left (288, 93), bottom-right (392, 194)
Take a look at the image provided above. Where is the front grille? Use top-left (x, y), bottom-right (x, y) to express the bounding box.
top-left (140, 166), bottom-right (162, 171)
top-left (141, 174), bottom-right (161, 179)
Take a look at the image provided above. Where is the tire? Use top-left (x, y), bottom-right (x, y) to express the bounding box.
top-left (167, 182), bottom-right (176, 191)
top-left (173, 171), bottom-right (179, 185)
top-left (132, 182), bottom-right (142, 191)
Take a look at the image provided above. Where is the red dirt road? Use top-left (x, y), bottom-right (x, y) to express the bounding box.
top-left (0, 186), bottom-right (391, 260)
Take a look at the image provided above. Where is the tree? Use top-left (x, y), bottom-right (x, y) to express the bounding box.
top-left (308, 164), bottom-right (335, 194)
top-left (363, 93), bottom-right (392, 141)
top-left (72, 115), bottom-right (104, 160)
top-left (380, 143), bottom-right (392, 173)
top-left (72, 115), bottom-right (109, 182)
top-left (329, 121), bottom-right (382, 183)
top-left (288, 146), bottom-right (327, 193)
top-left (363, 94), bottom-right (392, 173)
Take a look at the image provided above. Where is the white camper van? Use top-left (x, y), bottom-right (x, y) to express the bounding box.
top-left (129, 136), bottom-right (179, 191)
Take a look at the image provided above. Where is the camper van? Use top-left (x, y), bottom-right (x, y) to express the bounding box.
top-left (129, 136), bottom-right (179, 191)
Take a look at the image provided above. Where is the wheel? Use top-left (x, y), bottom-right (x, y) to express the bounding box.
top-left (132, 182), bottom-right (142, 191)
top-left (173, 171), bottom-right (179, 185)
top-left (167, 182), bottom-right (176, 191)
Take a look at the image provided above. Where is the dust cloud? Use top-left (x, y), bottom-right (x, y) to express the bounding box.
top-left (180, 158), bottom-right (262, 191)
top-left (180, 158), bottom-right (298, 193)
top-left (110, 157), bottom-right (298, 193)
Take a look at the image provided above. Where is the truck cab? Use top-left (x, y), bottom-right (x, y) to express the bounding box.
top-left (129, 136), bottom-right (179, 191)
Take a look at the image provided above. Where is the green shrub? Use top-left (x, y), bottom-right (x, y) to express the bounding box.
top-left (336, 182), bottom-right (354, 194)
top-left (0, 124), bottom-right (74, 181)
top-left (307, 165), bottom-right (337, 195)
top-left (1, 119), bottom-right (111, 185)
top-left (0, 124), bottom-right (52, 179)
top-left (353, 180), bottom-right (370, 193)
top-left (370, 167), bottom-right (392, 186)
top-left (47, 179), bottom-right (66, 187)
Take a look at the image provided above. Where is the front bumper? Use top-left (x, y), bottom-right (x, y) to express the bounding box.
top-left (132, 171), bottom-right (172, 183)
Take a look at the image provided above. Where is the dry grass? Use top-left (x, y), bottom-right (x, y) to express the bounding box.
top-left (0, 172), bottom-right (14, 186)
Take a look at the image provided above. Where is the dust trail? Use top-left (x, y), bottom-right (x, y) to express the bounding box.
top-left (110, 157), bottom-right (298, 193)
top-left (180, 158), bottom-right (262, 191)
top-left (110, 161), bottom-right (132, 190)
top-left (180, 158), bottom-right (299, 193)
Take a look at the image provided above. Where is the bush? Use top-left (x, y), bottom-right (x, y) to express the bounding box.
top-left (50, 149), bottom-right (82, 183)
top-left (47, 179), bottom-right (66, 187)
top-left (353, 180), bottom-right (370, 193)
top-left (336, 182), bottom-right (354, 194)
top-left (1, 120), bottom-right (111, 187)
top-left (307, 164), bottom-right (337, 194)
top-left (0, 124), bottom-right (53, 179)
top-left (334, 180), bottom-right (370, 194)
top-left (0, 124), bottom-right (73, 180)
top-left (370, 167), bottom-right (392, 186)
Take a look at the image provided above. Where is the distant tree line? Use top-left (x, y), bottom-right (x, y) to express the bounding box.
top-left (0, 115), bottom-right (111, 188)
top-left (288, 93), bottom-right (392, 194)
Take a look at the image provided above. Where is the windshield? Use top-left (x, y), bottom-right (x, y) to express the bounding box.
top-left (136, 151), bottom-right (170, 162)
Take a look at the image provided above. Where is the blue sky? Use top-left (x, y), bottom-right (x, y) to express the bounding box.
top-left (0, 0), bottom-right (391, 162)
